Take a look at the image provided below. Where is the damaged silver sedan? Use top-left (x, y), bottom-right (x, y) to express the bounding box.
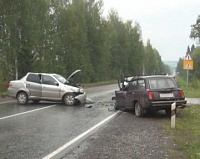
top-left (8, 70), bottom-right (86, 105)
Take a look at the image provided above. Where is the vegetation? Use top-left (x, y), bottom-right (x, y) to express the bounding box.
top-left (165, 105), bottom-right (200, 159)
top-left (0, 0), bottom-right (171, 92)
top-left (172, 15), bottom-right (200, 157)
top-left (176, 14), bottom-right (200, 86)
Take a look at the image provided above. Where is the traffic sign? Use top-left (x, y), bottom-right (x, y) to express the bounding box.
top-left (183, 60), bottom-right (194, 70)
top-left (184, 54), bottom-right (192, 60)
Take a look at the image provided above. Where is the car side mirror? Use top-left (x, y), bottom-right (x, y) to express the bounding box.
top-left (55, 82), bottom-right (59, 86)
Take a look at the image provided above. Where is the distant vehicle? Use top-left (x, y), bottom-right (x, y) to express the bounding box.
top-left (8, 70), bottom-right (86, 105)
top-left (114, 75), bottom-right (186, 117)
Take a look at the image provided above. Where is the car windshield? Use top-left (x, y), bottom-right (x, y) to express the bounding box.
top-left (149, 78), bottom-right (176, 89)
top-left (53, 74), bottom-right (68, 84)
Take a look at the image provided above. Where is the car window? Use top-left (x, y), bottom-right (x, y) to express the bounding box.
top-left (53, 74), bottom-right (68, 84)
top-left (137, 79), bottom-right (145, 90)
top-left (127, 80), bottom-right (137, 91)
top-left (42, 75), bottom-right (57, 85)
top-left (26, 74), bottom-right (41, 84)
top-left (149, 78), bottom-right (176, 89)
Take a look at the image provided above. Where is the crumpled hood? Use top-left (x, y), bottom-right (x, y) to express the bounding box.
top-left (67, 70), bottom-right (81, 81)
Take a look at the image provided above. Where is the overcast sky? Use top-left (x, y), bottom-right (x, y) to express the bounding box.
top-left (102, 0), bottom-right (200, 61)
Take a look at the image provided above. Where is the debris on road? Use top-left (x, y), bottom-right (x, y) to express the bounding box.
top-left (85, 105), bottom-right (93, 108)
top-left (86, 98), bottom-right (95, 104)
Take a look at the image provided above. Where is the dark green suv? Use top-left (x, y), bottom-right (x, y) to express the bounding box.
top-left (114, 75), bottom-right (186, 117)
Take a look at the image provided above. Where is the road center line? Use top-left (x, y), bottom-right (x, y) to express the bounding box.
top-left (0, 105), bottom-right (57, 120)
top-left (43, 111), bottom-right (120, 159)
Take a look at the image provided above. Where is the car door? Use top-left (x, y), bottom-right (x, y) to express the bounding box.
top-left (26, 73), bottom-right (42, 98)
top-left (134, 79), bottom-right (146, 107)
top-left (125, 80), bottom-right (137, 108)
top-left (115, 80), bottom-right (137, 109)
top-left (41, 75), bottom-right (61, 100)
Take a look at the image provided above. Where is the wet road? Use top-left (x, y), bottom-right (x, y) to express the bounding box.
top-left (1, 84), bottom-right (199, 159)
top-left (0, 84), bottom-right (118, 159)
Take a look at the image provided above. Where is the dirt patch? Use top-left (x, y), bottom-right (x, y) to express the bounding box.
top-left (0, 95), bottom-right (15, 103)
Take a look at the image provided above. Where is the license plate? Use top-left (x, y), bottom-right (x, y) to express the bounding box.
top-left (160, 93), bottom-right (174, 98)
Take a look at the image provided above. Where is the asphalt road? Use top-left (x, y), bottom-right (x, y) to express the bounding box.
top-left (0, 84), bottom-right (118, 159)
top-left (1, 84), bottom-right (195, 159)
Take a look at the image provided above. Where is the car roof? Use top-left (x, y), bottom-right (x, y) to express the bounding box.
top-left (125, 75), bottom-right (174, 81)
top-left (27, 72), bottom-right (58, 75)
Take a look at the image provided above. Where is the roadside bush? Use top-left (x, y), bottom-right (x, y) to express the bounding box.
top-left (177, 76), bottom-right (187, 88)
top-left (191, 78), bottom-right (200, 88)
top-left (0, 80), bottom-right (8, 94)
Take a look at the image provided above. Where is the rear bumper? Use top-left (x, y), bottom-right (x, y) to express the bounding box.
top-left (75, 92), bottom-right (86, 104)
top-left (7, 88), bottom-right (17, 98)
top-left (148, 100), bottom-right (187, 109)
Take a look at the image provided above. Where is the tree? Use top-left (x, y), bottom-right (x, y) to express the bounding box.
top-left (176, 58), bottom-right (186, 77)
top-left (0, 0), bottom-right (49, 79)
top-left (190, 15), bottom-right (200, 43)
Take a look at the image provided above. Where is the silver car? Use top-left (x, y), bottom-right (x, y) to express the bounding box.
top-left (8, 70), bottom-right (86, 105)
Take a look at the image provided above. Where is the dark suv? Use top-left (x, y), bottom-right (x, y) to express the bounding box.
top-left (114, 75), bottom-right (186, 117)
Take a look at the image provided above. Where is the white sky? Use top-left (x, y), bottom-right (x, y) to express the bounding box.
top-left (102, 0), bottom-right (200, 61)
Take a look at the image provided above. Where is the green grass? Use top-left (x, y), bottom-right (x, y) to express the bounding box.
top-left (84, 80), bottom-right (117, 87)
top-left (182, 87), bottom-right (200, 98)
top-left (177, 76), bottom-right (200, 98)
top-left (165, 106), bottom-right (200, 159)
top-left (0, 91), bottom-right (8, 96)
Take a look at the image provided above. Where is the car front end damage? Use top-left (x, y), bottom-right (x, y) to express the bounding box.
top-left (75, 92), bottom-right (86, 104)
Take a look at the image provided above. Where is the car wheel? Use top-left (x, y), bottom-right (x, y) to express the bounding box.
top-left (17, 92), bottom-right (28, 105)
top-left (114, 103), bottom-right (119, 110)
top-left (135, 102), bottom-right (144, 117)
top-left (32, 100), bottom-right (40, 104)
top-left (63, 93), bottom-right (76, 106)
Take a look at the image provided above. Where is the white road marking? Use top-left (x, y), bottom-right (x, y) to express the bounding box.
top-left (43, 111), bottom-right (120, 159)
top-left (0, 105), bottom-right (57, 120)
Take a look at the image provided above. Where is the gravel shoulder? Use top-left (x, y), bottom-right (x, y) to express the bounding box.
top-left (0, 95), bottom-right (15, 103)
top-left (64, 110), bottom-right (180, 159)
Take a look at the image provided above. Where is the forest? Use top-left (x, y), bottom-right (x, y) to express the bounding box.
top-left (176, 15), bottom-right (200, 86)
top-left (0, 0), bottom-right (171, 92)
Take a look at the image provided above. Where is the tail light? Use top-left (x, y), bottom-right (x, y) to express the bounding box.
top-left (9, 83), bottom-right (12, 87)
top-left (179, 90), bottom-right (185, 98)
top-left (148, 91), bottom-right (154, 100)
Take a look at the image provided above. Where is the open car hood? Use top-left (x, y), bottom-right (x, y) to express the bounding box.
top-left (67, 70), bottom-right (81, 81)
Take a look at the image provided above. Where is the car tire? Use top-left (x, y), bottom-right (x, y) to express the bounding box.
top-left (63, 93), bottom-right (76, 106)
top-left (114, 103), bottom-right (119, 110)
top-left (17, 92), bottom-right (28, 105)
top-left (135, 102), bottom-right (144, 117)
top-left (32, 100), bottom-right (40, 104)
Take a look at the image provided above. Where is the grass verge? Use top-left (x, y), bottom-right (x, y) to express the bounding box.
top-left (165, 105), bottom-right (200, 159)
top-left (84, 80), bottom-right (117, 87)
top-left (182, 87), bottom-right (200, 98)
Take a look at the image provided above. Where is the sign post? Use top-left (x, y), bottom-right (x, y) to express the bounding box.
top-left (183, 54), bottom-right (193, 87)
top-left (171, 102), bottom-right (176, 128)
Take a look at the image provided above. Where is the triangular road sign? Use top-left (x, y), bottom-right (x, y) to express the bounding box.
top-left (184, 54), bottom-right (192, 60)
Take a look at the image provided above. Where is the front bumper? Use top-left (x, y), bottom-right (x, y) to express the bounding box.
top-left (75, 92), bottom-right (86, 104)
